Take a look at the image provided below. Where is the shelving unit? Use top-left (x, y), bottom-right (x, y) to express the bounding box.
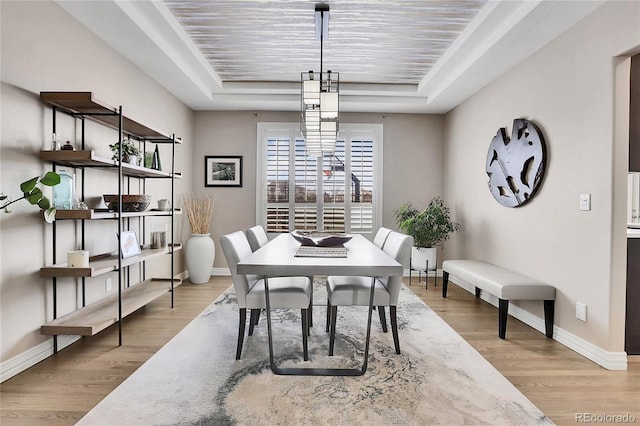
top-left (39, 91), bottom-right (182, 352)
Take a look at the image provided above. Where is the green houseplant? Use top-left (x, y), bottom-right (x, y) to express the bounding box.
top-left (394, 197), bottom-right (461, 278)
top-left (394, 197), bottom-right (461, 248)
top-left (0, 171), bottom-right (60, 223)
top-left (109, 139), bottom-right (141, 165)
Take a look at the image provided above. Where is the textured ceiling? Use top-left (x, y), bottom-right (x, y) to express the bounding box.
top-left (55, 0), bottom-right (605, 112)
top-left (163, 0), bottom-right (486, 85)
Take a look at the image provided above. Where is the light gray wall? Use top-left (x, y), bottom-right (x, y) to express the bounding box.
top-left (1, 1), bottom-right (194, 364)
top-left (443, 1), bottom-right (640, 351)
top-left (194, 111), bottom-right (445, 268)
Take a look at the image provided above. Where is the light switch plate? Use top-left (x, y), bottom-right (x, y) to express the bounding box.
top-left (579, 193), bottom-right (591, 211)
top-left (576, 302), bottom-right (587, 321)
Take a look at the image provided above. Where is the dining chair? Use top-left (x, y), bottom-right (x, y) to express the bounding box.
top-left (326, 231), bottom-right (413, 355)
top-left (246, 225), bottom-right (316, 328)
top-left (221, 231), bottom-right (312, 361)
top-left (246, 225), bottom-right (269, 252)
top-left (373, 226), bottom-right (392, 248)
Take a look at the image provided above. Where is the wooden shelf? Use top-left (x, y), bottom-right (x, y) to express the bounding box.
top-left (40, 244), bottom-right (182, 278)
top-left (40, 92), bottom-right (182, 144)
top-left (53, 208), bottom-right (182, 220)
top-left (40, 150), bottom-right (182, 179)
top-left (40, 278), bottom-right (181, 336)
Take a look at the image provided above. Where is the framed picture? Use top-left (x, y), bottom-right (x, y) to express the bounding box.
top-left (120, 231), bottom-right (142, 258)
top-left (205, 156), bottom-right (243, 187)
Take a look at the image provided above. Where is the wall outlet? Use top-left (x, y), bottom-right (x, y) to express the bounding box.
top-left (576, 302), bottom-right (587, 321)
top-left (579, 193), bottom-right (591, 211)
top-left (105, 278), bottom-right (113, 292)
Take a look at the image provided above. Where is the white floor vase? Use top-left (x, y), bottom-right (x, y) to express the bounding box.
top-left (186, 233), bottom-right (215, 284)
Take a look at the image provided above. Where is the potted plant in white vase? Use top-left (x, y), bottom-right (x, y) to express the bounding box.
top-left (109, 139), bottom-right (142, 166)
top-left (394, 196), bottom-right (461, 287)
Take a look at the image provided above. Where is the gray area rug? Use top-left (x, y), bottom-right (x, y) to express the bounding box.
top-left (78, 282), bottom-right (553, 425)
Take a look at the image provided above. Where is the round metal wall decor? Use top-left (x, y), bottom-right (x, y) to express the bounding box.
top-left (486, 118), bottom-right (547, 208)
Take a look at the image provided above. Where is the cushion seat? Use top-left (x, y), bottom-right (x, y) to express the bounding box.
top-left (327, 276), bottom-right (390, 306)
top-left (442, 259), bottom-right (555, 339)
top-left (247, 277), bottom-right (312, 309)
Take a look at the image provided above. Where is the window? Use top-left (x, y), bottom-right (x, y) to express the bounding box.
top-left (257, 123), bottom-right (382, 239)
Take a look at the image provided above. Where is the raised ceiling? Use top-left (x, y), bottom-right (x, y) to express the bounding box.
top-left (56, 0), bottom-right (604, 113)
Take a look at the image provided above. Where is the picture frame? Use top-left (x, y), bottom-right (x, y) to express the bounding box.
top-left (120, 231), bottom-right (142, 258)
top-left (205, 155), bottom-right (243, 187)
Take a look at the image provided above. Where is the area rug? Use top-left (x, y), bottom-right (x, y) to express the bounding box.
top-left (77, 282), bottom-right (553, 425)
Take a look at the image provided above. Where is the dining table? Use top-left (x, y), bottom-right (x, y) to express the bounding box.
top-left (236, 232), bottom-right (403, 376)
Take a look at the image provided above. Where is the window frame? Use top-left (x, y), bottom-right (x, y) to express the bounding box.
top-left (256, 122), bottom-right (383, 238)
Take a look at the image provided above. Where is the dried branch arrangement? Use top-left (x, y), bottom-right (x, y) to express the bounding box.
top-left (183, 193), bottom-right (215, 234)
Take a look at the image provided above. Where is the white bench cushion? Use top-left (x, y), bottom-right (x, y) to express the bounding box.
top-left (443, 260), bottom-right (555, 300)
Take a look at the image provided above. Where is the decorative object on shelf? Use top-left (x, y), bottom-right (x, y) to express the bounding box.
top-left (157, 198), bottom-right (170, 211)
top-left (53, 170), bottom-right (80, 211)
top-left (61, 141), bottom-right (75, 151)
top-left (394, 197), bottom-right (461, 286)
top-left (0, 171), bottom-right (60, 223)
top-left (119, 231), bottom-right (142, 259)
top-left (151, 224), bottom-right (168, 249)
top-left (67, 250), bottom-right (89, 267)
top-left (109, 138), bottom-right (142, 165)
top-left (205, 156), bottom-right (242, 187)
top-left (51, 133), bottom-right (61, 151)
top-left (486, 118), bottom-right (547, 208)
top-left (103, 194), bottom-right (151, 212)
top-left (184, 193), bottom-right (216, 283)
top-left (152, 145), bottom-right (162, 171)
top-left (300, 4), bottom-right (339, 156)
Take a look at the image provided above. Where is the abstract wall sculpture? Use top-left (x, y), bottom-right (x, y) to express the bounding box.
top-left (486, 118), bottom-right (547, 208)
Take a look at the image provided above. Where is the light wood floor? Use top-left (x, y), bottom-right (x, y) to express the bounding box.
top-left (1, 277), bottom-right (638, 425)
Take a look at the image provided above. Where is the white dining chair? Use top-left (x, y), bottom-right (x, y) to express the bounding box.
top-left (246, 225), bottom-right (269, 252)
top-left (247, 225), bottom-right (318, 329)
top-left (373, 226), bottom-right (392, 248)
top-left (326, 231), bottom-right (413, 355)
top-left (221, 231), bottom-right (312, 360)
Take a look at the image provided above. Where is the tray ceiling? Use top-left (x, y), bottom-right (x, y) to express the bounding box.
top-left (55, 0), bottom-right (604, 113)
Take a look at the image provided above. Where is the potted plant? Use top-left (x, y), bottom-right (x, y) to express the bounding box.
top-left (394, 196), bottom-right (461, 276)
top-left (0, 172), bottom-right (60, 223)
top-left (109, 139), bottom-right (141, 166)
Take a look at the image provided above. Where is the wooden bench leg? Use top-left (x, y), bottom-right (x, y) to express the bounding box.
top-left (498, 298), bottom-right (509, 339)
top-left (442, 271), bottom-right (449, 298)
top-left (544, 300), bottom-right (555, 338)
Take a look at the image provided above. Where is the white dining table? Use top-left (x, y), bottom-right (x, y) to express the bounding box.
top-left (237, 233), bottom-right (403, 376)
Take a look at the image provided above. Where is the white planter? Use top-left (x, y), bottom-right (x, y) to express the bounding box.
top-left (411, 246), bottom-right (437, 272)
top-left (186, 233), bottom-right (215, 284)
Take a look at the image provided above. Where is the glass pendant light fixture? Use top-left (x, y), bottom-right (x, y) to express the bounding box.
top-left (301, 4), bottom-right (339, 156)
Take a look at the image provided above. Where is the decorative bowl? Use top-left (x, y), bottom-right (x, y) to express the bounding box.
top-left (103, 194), bottom-right (151, 212)
top-left (291, 230), bottom-right (352, 247)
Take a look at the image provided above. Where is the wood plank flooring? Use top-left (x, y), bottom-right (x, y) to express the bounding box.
top-left (1, 277), bottom-right (638, 425)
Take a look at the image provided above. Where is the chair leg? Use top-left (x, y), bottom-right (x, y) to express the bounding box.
top-left (236, 308), bottom-right (247, 360)
top-left (498, 298), bottom-right (509, 339)
top-left (326, 301), bottom-right (331, 332)
top-left (301, 309), bottom-right (309, 361)
top-left (378, 306), bottom-right (388, 332)
top-left (248, 309), bottom-right (259, 336)
top-left (390, 306), bottom-right (401, 354)
top-left (329, 305), bottom-right (338, 356)
top-left (309, 281), bottom-right (313, 328)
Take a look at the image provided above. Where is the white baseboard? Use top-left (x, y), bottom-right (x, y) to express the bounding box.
top-left (448, 277), bottom-right (628, 371)
top-left (1, 335), bottom-right (80, 383)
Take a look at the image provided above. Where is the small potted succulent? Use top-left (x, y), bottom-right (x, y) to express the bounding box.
top-left (109, 139), bottom-right (141, 166)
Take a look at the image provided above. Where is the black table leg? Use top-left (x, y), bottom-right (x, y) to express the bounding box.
top-left (264, 275), bottom-right (375, 376)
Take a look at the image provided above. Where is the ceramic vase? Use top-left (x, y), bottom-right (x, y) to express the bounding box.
top-left (186, 233), bottom-right (215, 284)
top-left (411, 246), bottom-right (437, 272)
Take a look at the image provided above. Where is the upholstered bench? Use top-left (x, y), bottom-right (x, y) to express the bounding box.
top-left (442, 260), bottom-right (556, 339)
